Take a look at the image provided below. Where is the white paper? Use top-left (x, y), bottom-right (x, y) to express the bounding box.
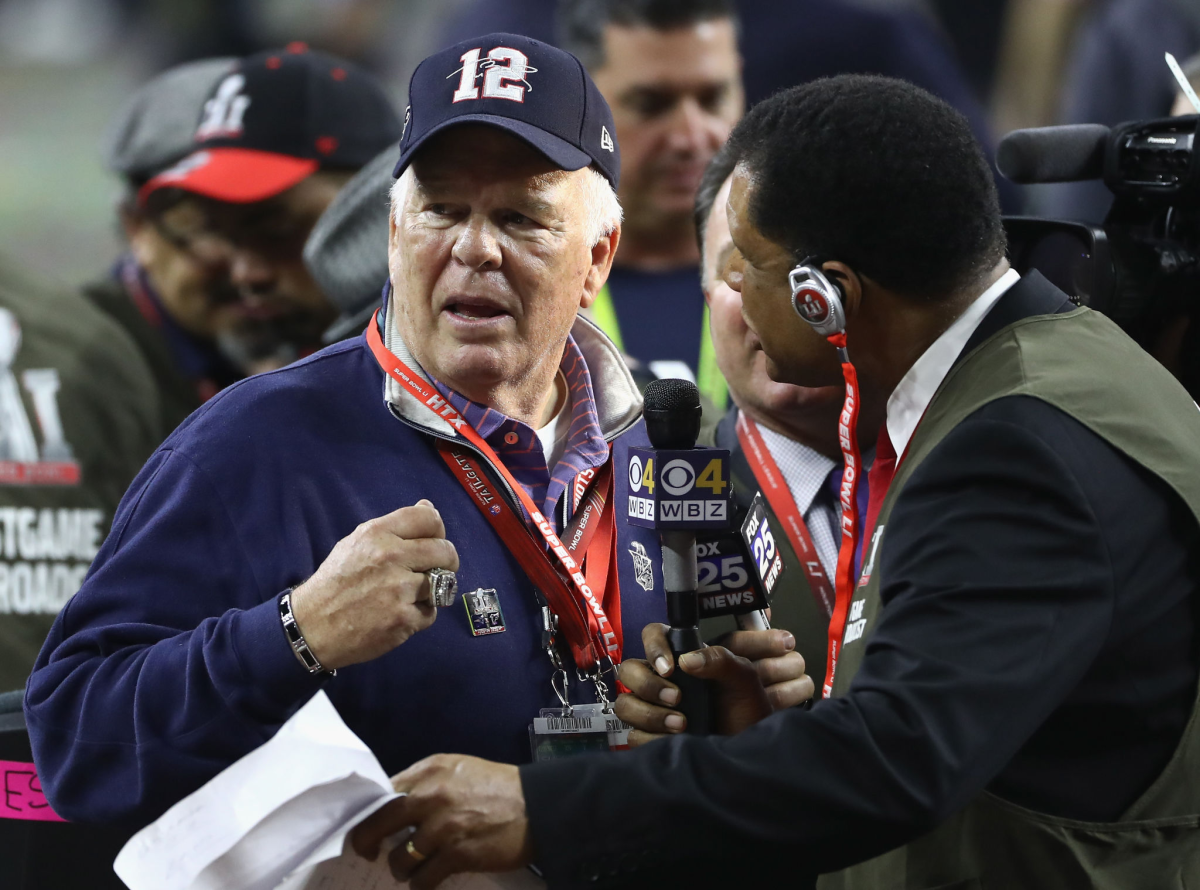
top-left (114, 691), bottom-right (545, 890)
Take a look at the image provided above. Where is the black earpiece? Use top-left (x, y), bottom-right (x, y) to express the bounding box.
top-left (788, 257), bottom-right (847, 337)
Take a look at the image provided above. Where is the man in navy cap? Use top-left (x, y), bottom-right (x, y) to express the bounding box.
top-left (25, 32), bottom-right (808, 829)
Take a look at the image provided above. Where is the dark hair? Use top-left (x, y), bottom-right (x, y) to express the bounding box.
top-left (557, 0), bottom-right (737, 70)
top-left (725, 75), bottom-right (1006, 300)
top-left (694, 139), bottom-right (740, 264)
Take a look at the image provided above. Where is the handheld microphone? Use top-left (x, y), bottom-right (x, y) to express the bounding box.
top-left (996, 124), bottom-right (1110, 184)
top-left (631, 379), bottom-right (734, 735)
top-left (696, 492), bottom-right (784, 631)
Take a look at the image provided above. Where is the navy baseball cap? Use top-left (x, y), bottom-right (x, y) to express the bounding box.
top-left (141, 43), bottom-right (402, 205)
top-left (394, 33), bottom-right (620, 187)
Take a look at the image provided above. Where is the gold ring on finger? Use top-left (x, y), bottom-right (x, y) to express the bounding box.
top-left (405, 838), bottom-right (427, 862)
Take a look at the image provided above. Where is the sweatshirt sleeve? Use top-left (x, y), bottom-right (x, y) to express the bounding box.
top-left (24, 447), bottom-right (326, 825)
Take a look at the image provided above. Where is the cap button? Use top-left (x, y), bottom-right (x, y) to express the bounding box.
top-left (286, 41), bottom-right (309, 54)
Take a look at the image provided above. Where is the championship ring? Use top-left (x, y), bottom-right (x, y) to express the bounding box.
top-left (426, 568), bottom-right (458, 607)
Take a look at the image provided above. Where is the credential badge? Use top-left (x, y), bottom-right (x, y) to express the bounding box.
top-left (629, 541), bottom-right (654, 592)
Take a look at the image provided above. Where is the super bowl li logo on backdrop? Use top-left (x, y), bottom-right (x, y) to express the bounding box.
top-left (0, 309), bottom-right (78, 485)
top-left (0, 308), bottom-right (100, 618)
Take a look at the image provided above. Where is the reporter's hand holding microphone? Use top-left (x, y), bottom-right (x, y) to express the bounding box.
top-left (616, 623), bottom-right (814, 744)
top-left (623, 379), bottom-right (814, 743)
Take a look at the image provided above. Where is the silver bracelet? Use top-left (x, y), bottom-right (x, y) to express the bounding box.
top-left (279, 591), bottom-right (333, 676)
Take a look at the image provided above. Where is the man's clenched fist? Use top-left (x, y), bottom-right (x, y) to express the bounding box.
top-left (290, 499), bottom-right (459, 670)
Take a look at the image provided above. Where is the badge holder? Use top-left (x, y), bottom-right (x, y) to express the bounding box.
top-left (529, 607), bottom-right (631, 761)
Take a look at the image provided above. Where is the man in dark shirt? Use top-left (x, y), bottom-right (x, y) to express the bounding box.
top-left (557, 0), bottom-right (743, 408)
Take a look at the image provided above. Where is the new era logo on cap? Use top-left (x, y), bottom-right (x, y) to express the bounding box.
top-left (395, 33), bottom-right (621, 187)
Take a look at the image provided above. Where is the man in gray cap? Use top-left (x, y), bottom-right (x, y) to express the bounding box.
top-left (87, 57), bottom-right (245, 437)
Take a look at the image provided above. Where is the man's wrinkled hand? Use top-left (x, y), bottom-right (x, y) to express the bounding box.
top-left (290, 499), bottom-right (459, 670)
top-left (351, 754), bottom-right (532, 890)
top-left (615, 622), bottom-right (813, 746)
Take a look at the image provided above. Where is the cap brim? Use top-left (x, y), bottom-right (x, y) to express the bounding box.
top-left (139, 147), bottom-right (320, 205)
top-left (392, 115), bottom-right (593, 179)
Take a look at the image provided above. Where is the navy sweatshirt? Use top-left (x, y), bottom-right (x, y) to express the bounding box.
top-left (24, 320), bottom-right (667, 826)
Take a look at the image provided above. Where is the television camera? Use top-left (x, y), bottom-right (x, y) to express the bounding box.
top-left (998, 115), bottom-right (1200, 397)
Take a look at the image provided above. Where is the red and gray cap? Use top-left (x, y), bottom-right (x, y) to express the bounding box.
top-left (140, 43), bottom-right (402, 205)
top-left (395, 33), bottom-right (620, 187)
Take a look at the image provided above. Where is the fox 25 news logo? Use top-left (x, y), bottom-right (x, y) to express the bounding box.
top-left (625, 447), bottom-right (732, 530)
top-left (696, 493), bottom-right (784, 619)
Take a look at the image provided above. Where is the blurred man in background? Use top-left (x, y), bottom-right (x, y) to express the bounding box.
top-left (87, 56), bottom-right (244, 436)
top-left (1042, 0), bottom-right (1200, 222)
top-left (135, 43), bottom-right (402, 373)
top-left (91, 44), bottom-right (402, 437)
top-left (559, 0), bottom-right (742, 409)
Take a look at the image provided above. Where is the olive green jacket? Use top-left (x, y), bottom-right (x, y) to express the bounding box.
top-left (821, 302), bottom-right (1200, 890)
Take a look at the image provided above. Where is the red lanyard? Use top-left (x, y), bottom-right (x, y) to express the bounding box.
top-left (366, 311), bottom-right (622, 672)
top-left (735, 412), bottom-right (836, 618)
top-left (822, 331), bottom-right (864, 699)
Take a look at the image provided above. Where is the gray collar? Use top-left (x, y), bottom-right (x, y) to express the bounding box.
top-left (380, 297), bottom-right (643, 442)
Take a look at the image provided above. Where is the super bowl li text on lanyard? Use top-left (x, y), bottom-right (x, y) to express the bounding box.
top-left (788, 259), bottom-right (864, 699)
top-left (626, 379), bottom-right (735, 734)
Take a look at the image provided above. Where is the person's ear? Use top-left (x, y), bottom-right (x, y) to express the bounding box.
top-left (118, 202), bottom-right (146, 243)
top-left (823, 261), bottom-right (862, 320)
top-left (581, 225), bottom-right (620, 310)
top-left (122, 206), bottom-right (158, 269)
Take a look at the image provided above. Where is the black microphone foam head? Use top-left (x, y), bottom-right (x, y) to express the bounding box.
top-left (997, 124), bottom-right (1110, 184)
top-left (643, 378), bottom-right (702, 449)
